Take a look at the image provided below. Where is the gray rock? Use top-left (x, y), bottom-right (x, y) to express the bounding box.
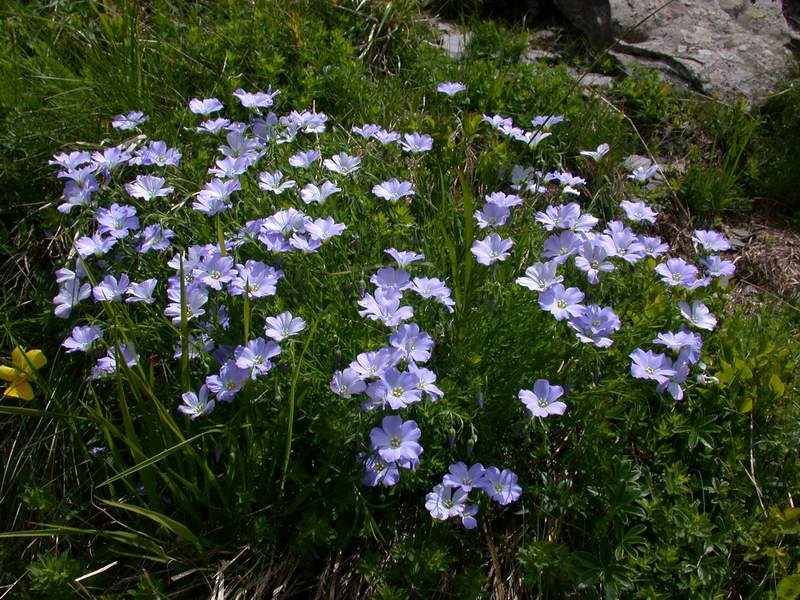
top-left (622, 154), bottom-right (655, 172)
top-left (553, 0), bottom-right (798, 104)
top-left (565, 67), bottom-right (616, 89)
top-left (424, 17), bottom-right (472, 60)
top-left (521, 48), bottom-right (560, 63)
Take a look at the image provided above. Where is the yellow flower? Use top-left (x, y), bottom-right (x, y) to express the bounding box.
top-left (0, 347), bottom-right (46, 401)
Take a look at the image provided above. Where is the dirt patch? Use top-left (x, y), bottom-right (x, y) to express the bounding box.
top-left (724, 204), bottom-right (800, 309)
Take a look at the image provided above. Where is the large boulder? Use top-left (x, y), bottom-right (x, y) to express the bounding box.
top-left (553, 0), bottom-right (798, 104)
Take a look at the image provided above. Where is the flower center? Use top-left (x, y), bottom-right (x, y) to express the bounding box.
top-left (556, 299), bottom-right (567, 309)
top-left (390, 437), bottom-right (401, 448)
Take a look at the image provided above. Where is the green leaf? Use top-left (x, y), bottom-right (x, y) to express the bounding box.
top-left (98, 427), bottom-right (224, 487)
top-left (778, 575), bottom-right (800, 600)
top-left (99, 499), bottom-right (203, 552)
top-left (0, 525), bottom-right (170, 562)
top-left (739, 396), bottom-right (753, 413)
top-left (769, 374), bottom-right (786, 399)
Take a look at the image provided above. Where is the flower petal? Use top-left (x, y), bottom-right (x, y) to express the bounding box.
top-left (0, 366), bottom-right (20, 382)
top-left (3, 378), bottom-right (33, 401)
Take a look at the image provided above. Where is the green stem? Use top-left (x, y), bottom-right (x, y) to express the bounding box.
top-left (280, 318), bottom-right (317, 494)
top-left (243, 293), bottom-right (250, 344)
top-left (459, 171), bottom-right (475, 314)
top-left (216, 215), bottom-right (226, 256)
top-left (179, 255), bottom-right (190, 391)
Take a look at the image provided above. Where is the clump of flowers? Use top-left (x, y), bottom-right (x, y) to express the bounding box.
top-left (40, 78), bottom-right (734, 538)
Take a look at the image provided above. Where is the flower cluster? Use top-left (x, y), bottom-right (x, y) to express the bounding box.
top-left (35, 76), bottom-right (739, 540)
top-left (425, 462), bottom-right (522, 529)
top-left (332, 247), bottom-right (454, 487)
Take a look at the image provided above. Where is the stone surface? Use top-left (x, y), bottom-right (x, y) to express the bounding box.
top-left (425, 17), bottom-right (472, 60)
top-left (521, 48), bottom-right (560, 63)
top-left (552, 0), bottom-right (798, 104)
top-left (565, 67), bottom-right (616, 89)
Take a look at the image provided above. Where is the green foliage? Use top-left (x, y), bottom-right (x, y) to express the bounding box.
top-left (749, 75), bottom-right (800, 219)
top-left (0, 2), bottom-right (798, 598)
top-left (611, 67), bottom-right (680, 130)
top-left (27, 552), bottom-right (81, 597)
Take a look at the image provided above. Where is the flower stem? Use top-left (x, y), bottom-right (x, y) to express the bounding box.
top-left (216, 215), bottom-right (226, 256)
top-left (179, 255), bottom-right (190, 391)
top-left (280, 317), bottom-right (317, 494)
top-left (242, 293), bottom-right (250, 344)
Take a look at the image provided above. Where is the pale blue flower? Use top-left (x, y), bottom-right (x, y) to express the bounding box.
top-left (234, 338), bottom-right (281, 379)
top-left (620, 199), bottom-right (658, 224)
top-left (96, 203), bottom-right (139, 239)
top-left (474, 202), bottom-right (510, 229)
top-left (264, 312), bottom-right (306, 342)
top-left (323, 152), bottom-right (361, 175)
top-left (258, 170), bottom-right (296, 194)
top-left (372, 178), bottom-right (414, 202)
top-left (62, 325), bottom-right (103, 353)
top-left (357, 289), bottom-right (414, 327)
top-left (188, 97), bottom-right (224, 115)
top-left (536, 203), bottom-right (580, 231)
top-left (436, 81), bottom-right (466, 95)
top-left (628, 164), bottom-right (658, 182)
top-left (330, 368), bottom-right (367, 398)
top-left (579, 143), bottom-right (610, 161)
top-left (443, 462), bottom-right (486, 492)
top-left (480, 467), bottom-right (522, 505)
top-left (53, 279), bottom-right (91, 319)
top-left (125, 278), bottom-right (158, 304)
top-left (630, 349), bottom-right (676, 384)
top-left (519, 379), bottom-right (566, 417)
top-left (300, 181), bottom-right (341, 204)
top-left (426, 484), bottom-right (468, 520)
top-left (205, 360), bottom-right (248, 402)
top-left (196, 118), bottom-right (231, 133)
top-left (288, 149), bottom-right (321, 169)
top-left (385, 248), bottom-right (425, 267)
top-left (178, 385), bottom-right (215, 419)
top-left (125, 175), bottom-right (173, 201)
top-left (399, 133), bottom-right (433, 153)
top-left (538, 283), bottom-right (585, 321)
top-left (678, 300), bottom-right (717, 331)
top-left (471, 233), bottom-right (513, 266)
top-left (516, 260), bottom-right (563, 292)
top-left (370, 267), bottom-right (412, 293)
top-left (306, 217), bottom-right (347, 241)
top-left (93, 274), bottom-right (130, 302)
top-left (389, 323), bottom-right (433, 363)
top-left (111, 111), bottom-right (148, 130)
top-left (655, 257), bottom-right (699, 288)
top-left (692, 229), bottom-right (730, 252)
top-left (233, 87), bottom-right (279, 109)
top-left (370, 415), bottom-right (423, 463)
